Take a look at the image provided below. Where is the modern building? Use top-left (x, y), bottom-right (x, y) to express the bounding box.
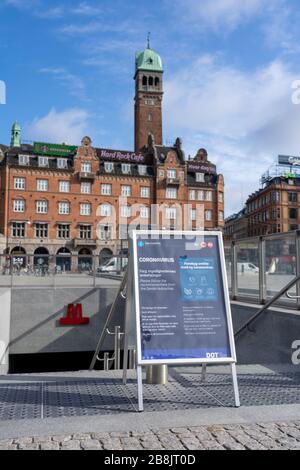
top-left (224, 208), bottom-right (247, 240)
top-left (225, 156), bottom-right (300, 239)
top-left (0, 44), bottom-right (224, 270)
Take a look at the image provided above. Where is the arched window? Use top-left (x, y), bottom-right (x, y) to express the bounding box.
top-left (148, 76), bottom-right (154, 87)
top-left (155, 77), bottom-right (159, 87)
top-left (142, 76), bottom-right (147, 86)
top-left (100, 203), bottom-right (112, 217)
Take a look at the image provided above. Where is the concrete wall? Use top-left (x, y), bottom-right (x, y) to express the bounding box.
top-left (231, 303), bottom-right (300, 365)
top-left (9, 286), bottom-right (125, 355)
top-left (0, 288), bottom-right (11, 374)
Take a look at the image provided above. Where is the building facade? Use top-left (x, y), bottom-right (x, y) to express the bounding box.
top-left (224, 208), bottom-right (248, 240)
top-left (0, 45), bottom-right (224, 269)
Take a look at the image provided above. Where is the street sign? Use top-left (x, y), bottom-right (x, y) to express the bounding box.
top-left (123, 230), bottom-right (240, 411)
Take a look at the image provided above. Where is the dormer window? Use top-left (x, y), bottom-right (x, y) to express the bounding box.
top-left (18, 154), bottom-right (30, 166)
top-left (196, 173), bottom-right (205, 183)
top-left (38, 156), bottom-right (49, 168)
top-left (57, 158), bottom-right (68, 170)
top-left (104, 162), bottom-right (114, 173)
top-left (122, 164), bottom-right (131, 175)
top-left (138, 165), bottom-right (147, 176)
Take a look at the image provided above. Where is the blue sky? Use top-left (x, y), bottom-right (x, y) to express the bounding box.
top-left (1, 0), bottom-right (300, 214)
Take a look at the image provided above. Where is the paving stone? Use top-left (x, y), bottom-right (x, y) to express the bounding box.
top-left (18, 444), bottom-right (39, 450)
top-left (91, 432), bottom-right (110, 440)
top-left (60, 440), bottom-right (81, 450)
top-left (40, 442), bottom-right (60, 451)
top-left (0, 444), bottom-right (18, 450)
top-left (33, 436), bottom-right (52, 444)
top-left (180, 437), bottom-right (203, 450)
top-left (14, 438), bottom-right (33, 445)
top-left (52, 435), bottom-right (72, 443)
top-left (80, 440), bottom-right (102, 450)
top-left (157, 436), bottom-right (185, 450)
top-left (101, 439), bottom-right (123, 450)
top-left (110, 431), bottom-right (130, 438)
top-left (72, 433), bottom-right (92, 441)
top-left (120, 438), bottom-right (143, 450)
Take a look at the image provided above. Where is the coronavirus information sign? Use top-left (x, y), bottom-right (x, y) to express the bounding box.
top-left (122, 231), bottom-right (240, 411)
top-left (133, 231), bottom-right (236, 365)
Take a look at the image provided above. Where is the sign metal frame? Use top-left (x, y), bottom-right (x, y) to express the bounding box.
top-left (123, 230), bottom-right (240, 411)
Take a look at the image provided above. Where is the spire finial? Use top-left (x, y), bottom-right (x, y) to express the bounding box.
top-left (147, 32), bottom-right (151, 49)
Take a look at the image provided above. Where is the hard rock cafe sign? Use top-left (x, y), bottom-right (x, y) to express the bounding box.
top-left (98, 149), bottom-right (145, 163)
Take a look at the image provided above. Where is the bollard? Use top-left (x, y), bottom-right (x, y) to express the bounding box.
top-left (146, 365), bottom-right (168, 385)
top-left (128, 348), bottom-right (136, 369)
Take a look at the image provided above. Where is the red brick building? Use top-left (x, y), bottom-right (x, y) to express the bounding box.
top-left (0, 45), bottom-right (224, 269)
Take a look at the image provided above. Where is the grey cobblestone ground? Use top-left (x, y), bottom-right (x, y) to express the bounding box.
top-left (1, 422), bottom-right (300, 450)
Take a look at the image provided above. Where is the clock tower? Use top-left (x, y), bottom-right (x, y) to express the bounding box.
top-left (134, 42), bottom-right (163, 151)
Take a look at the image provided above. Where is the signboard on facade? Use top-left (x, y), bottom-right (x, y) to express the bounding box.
top-left (187, 162), bottom-right (217, 174)
top-left (278, 155), bottom-right (300, 166)
top-left (34, 142), bottom-right (78, 157)
top-left (97, 148), bottom-right (146, 163)
top-left (132, 231), bottom-right (236, 364)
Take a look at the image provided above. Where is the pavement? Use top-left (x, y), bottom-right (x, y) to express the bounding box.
top-left (0, 365), bottom-right (300, 450)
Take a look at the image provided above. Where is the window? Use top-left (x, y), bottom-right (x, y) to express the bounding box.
top-left (148, 114), bottom-right (153, 122)
top-left (121, 185), bottom-right (132, 197)
top-left (189, 190), bottom-right (196, 201)
top-left (167, 169), bottom-right (177, 179)
top-left (81, 182), bottom-right (91, 194)
top-left (59, 181), bottom-right (70, 193)
top-left (141, 187), bottom-right (150, 198)
top-left (58, 224), bottom-right (70, 239)
top-left (121, 206), bottom-right (132, 218)
top-left (140, 206), bottom-right (149, 219)
top-left (12, 222), bottom-right (25, 238)
top-left (99, 225), bottom-right (112, 240)
top-left (288, 193), bottom-right (298, 203)
top-left (191, 209), bottom-right (197, 221)
top-left (166, 187), bottom-right (177, 199)
top-left (196, 173), bottom-right (205, 183)
top-left (206, 191), bottom-right (213, 202)
top-left (14, 178), bottom-right (26, 190)
top-left (13, 200), bottom-right (25, 212)
top-left (205, 210), bottom-right (213, 221)
top-left (138, 165), bottom-right (147, 176)
top-left (104, 162), bottom-right (114, 173)
top-left (219, 193), bottom-right (224, 203)
top-left (59, 202), bottom-right (70, 215)
top-left (80, 203), bottom-right (91, 216)
top-left (100, 204), bottom-right (112, 217)
top-left (37, 179), bottom-right (48, 192)
top-left (166, 207), bottom-right (177, 220)
top-left (18, 154), bottom-right (29, 166)
top-left (35, 223), bottom-right (48, 238)
top-left (219, 211), bottom-right (224, 222)
top-left (271, 191), bottom-right (280, 203)
top-left (101, 184), bottom-right (112, 196)
top-left (79, 225), bottom-right (92, 240)
top-left (145, 98), bottom-right (155, 105)
top-left (38, 156), bottom-right (49, 168)
top-left (36, 200), bottom-right (48, 214)
top-left (57, 158), bottom-right (68, 170)
top-left (290, 225), bottom-right (298, 231)
top-left (198, 191), bottom-right (205, 201)
top-left (122, 164), bottom-right (131, 174)
top-left (289, 208), bottom-right (298, 219)
top-left (81, 162), bottom-right (92, 173)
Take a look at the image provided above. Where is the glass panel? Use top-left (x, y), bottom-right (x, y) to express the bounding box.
top-left (236, 239), bottom-right (259, 299)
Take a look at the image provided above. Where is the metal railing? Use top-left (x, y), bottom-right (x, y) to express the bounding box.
top-left (225, 230), bottom-right (300, 309)
top-left (0, 253), bottom-right (128, 287)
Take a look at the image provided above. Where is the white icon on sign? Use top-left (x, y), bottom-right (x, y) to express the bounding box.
top-left (188, 276), bottom-right (196, 284)
top-left (200, 276), bottom-right (208, 286)
top-left (197, 289), bottom-right (203, 296)
top-left (184, 288), bottom-right (193, 296)
top-left (207, 288), bottom-right (214, 296)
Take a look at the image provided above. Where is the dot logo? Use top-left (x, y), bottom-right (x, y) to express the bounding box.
top-left (138, 241), bottom-right (145, 248)
top-left (201, 242), bottom-right (207, 249)
top-left (208, 242), bottom-right (214, 249)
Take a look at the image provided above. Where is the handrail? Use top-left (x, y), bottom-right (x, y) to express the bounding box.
top-left (234, 274), bottom-right (300, 338)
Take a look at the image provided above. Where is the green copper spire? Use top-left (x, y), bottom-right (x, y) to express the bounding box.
top-left (11, 121), bottom-right (21, 147)
top-left (135, 42), bottom-right (163, 74)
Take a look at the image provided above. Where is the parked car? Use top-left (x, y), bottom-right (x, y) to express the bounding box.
top-left (237, 262), bottom-right (259, 273)
top-left (98, 257), bottom-right (128, 273)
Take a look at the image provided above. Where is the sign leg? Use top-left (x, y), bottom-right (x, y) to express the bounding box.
top-left (231, 363), bottom-right (240, 408)
top-left (201, 364), bottom-right (207, 382)
top-left (137, 365), bottom-right (144, 412)
top-left (122, 333), bottom-right (129, 385)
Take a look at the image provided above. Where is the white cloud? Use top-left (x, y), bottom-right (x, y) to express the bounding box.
top-left (25, 108), bottom-right (90, 145)
top-left (172, 0), bottom-right (267, 32)
top-left (71, 2), bottom-right (102, 16)
top-left (39, 67), bottom-right (88, 101)
top-left (164, 55), bottom-right (300, 214)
